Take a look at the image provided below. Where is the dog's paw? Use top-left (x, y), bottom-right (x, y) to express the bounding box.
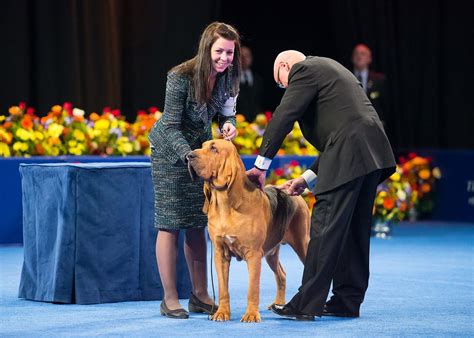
top-left (241, 310), bottom-right (261, 323)
top-left (211, 308), bottom-right (231, 322)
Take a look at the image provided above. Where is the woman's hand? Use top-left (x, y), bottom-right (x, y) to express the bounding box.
top-left (221, 122), bottom-right (237, 141)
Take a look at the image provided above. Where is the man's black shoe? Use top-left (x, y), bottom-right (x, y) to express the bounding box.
top-left (270, 303), bottom-right (315, 321)
top-left (322, 304), bottom-right (359, 318)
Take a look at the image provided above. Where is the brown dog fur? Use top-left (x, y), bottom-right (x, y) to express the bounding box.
top-left (188, 139), bottom-right (310, 322)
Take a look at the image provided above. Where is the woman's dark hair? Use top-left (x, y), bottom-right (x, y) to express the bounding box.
top-left (171, 22), bottom-right (241, 104)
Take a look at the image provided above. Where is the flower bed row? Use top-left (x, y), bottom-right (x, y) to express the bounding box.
top-left (0, 102), bottom-right (318, 157)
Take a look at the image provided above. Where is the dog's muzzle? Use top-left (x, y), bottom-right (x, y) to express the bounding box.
top-left (186, 152), bottom-right (198, 181)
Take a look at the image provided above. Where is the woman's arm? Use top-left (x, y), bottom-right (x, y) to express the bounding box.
top-left (159, 72), bottom-right (192, 163)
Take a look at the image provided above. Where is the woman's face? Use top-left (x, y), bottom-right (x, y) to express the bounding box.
top-left (210, 37), bottom-right (235, 74)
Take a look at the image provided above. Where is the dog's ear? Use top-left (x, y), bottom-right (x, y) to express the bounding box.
top-left (226, 145), bottom-right (246, 209)
top-left (202, 181), bottom-right (211, 214)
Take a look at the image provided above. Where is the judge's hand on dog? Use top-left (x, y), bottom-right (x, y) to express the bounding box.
top-left (276, 177), bottom-right (308, 196)
top-left (246, 167), bottom-right (308, 196)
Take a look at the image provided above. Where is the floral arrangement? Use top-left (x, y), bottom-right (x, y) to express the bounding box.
top-left (266, 160), bottom-right (316, 210)
top-left (1, 104), bottom-right (318, 158)
top-left (373, 153), bottom-right (441, 223)
top-left (213, 113), bottom-right (319, 156)
top-left (0, 102), bottom-right (160, 157)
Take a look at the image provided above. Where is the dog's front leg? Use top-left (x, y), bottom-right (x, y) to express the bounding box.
top-left (241, 250), bottom-right (262, 323)
top-left (211, 246), bottom-right (231, 321)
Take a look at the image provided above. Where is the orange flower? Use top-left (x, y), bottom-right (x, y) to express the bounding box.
top-left (418, 169), bottom-right (431, 180)
top-left (35, 143), bottom-right (45, 155)
top-left (48, 137), bottom-right (61, 145)
top-left (73, 115), bottom-right (84, 122)
top-left (51, 105), bottom-right (62, 114)
top-left (8, 106), bottom-right (21, 115)
top-left (21, 117), bottom-right (33, 130)
top-left (383, 197), bottom-right (395, 209)
top-left (421, 183), bottom-right (431, 193)
top-left (399, 202), bottom-right (407, 212)
top-left (236, 114), bottom-right (246, 123)
top-left (277, 149), bottom-right (286, 155)
top-left (3, 122), bottom-right (12, 129)
top-left (41, 114), bottom-right (54, 124)
top-left (89, 112), bottom-right (100, 121)
top-left (411, 157), bottom-right (428, 166)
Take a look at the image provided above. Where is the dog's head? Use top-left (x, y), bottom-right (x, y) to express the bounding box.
top-left (188, 139), bottom-right (243, 187)
top-left (188, 139), bottom-right (245, 213)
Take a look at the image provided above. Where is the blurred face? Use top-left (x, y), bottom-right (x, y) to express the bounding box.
top-left (241, 46), bottom-right (253, 70)
top-left (352, 45), bottom-right (372, 71)
top-left (211, 37), bottom-right (235, 74)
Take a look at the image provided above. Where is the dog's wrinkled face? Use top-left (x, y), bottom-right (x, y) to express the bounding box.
top-left (187, 139), bottom-right (237, 183)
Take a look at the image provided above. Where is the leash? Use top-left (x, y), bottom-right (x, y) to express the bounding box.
top-left (207, 235), bottom-right (216, 320)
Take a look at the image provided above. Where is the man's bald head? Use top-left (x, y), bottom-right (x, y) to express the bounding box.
top-left (274, 50), bottom-right (306, 88)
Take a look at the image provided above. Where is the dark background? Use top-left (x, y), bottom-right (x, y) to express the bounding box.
top-left (0, 0), bottom-right (472, 148)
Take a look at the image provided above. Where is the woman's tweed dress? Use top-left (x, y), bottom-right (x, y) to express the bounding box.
top-left (148, 70), bottom-right (237, 230)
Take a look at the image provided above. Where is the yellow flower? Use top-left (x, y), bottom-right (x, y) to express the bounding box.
top-left (275, 179), bottom-right (287, 186)
top-left (95, 119), bottom-right (110, 130)
top-left (0, 115), bottom-right (5, 122)
top-left (73, 129), bottom-right (85, 141)
top-left (111, 119), bottom-right (119, 129)
top-left (390, 172), bottom-right (401, 181)
top-left (16, 128), bottom-right (32, 141)
top-left (0, 142), bottom-right (11, 157)
top-left (432, 167), bottom-right (441, 179)
top-left (48, 123), bottom-right (64, 138)
top-left (68, 140), bottom-right (77, 147)
top-left (34, 131), bottom-right (44, 141)
top-left (118, 142), bottom-right (133, 154)
top-left (13, 142), bottom-right (28, 152)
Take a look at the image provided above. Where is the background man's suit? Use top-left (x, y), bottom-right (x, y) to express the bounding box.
top-left (259, 56), bottom-right (396, 316)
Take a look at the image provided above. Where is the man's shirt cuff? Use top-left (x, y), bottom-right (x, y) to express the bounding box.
top-left (301, 169), bottom-right (317, 191)
top-left (254, 155), bottom-right (272, 170)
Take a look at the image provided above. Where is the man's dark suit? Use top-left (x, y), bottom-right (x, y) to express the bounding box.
top-left (259, 56), bottom-right (396, 316)
top-left (366, 71), bottom-right (386, 124)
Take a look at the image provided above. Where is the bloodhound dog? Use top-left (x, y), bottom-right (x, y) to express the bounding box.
top-left (187, 139), bottom-right (310, 323)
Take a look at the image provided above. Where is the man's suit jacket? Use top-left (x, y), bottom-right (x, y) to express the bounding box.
top-left (259, 56), bottom-right (395, 194)
top-left (366, 71), bottom-right (386, 124)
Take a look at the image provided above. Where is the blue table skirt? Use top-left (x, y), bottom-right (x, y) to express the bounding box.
top-left (18, 162), bottom-right (192, 304)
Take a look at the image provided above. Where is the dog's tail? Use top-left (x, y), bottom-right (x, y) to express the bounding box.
top-left (264, 186), bottom-right (297, 239)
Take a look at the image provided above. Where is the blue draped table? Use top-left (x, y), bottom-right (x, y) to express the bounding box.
top-left (18, 162), bottom-right (191, 304)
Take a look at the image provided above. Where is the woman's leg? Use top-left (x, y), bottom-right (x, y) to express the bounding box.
top-left (156, 229), bottom-right (182, 310)
top-left (184, 227), bottom-right (214, 305)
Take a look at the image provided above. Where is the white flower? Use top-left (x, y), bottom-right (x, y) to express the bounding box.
top-left (73, 108), bottom-right (85, 117)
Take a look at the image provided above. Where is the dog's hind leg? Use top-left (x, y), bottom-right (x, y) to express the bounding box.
top-left (265, 245), bottom-right (287, 309)
top-left (284, 199), bottom-right (310, 264)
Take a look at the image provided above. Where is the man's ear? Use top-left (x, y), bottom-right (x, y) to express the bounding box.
top-left (202, 182), bottom-right (211, 214)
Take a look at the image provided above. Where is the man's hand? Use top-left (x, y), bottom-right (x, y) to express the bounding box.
top-left (222, 122), bottom-right (237, 141)
top-left (246, 167), bottom-right (267, 189)
top-left (276, 176), bottom-right (308, 196)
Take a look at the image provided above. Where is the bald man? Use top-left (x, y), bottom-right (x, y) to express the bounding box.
top-left (247, 51), bottom-right (396, 320)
